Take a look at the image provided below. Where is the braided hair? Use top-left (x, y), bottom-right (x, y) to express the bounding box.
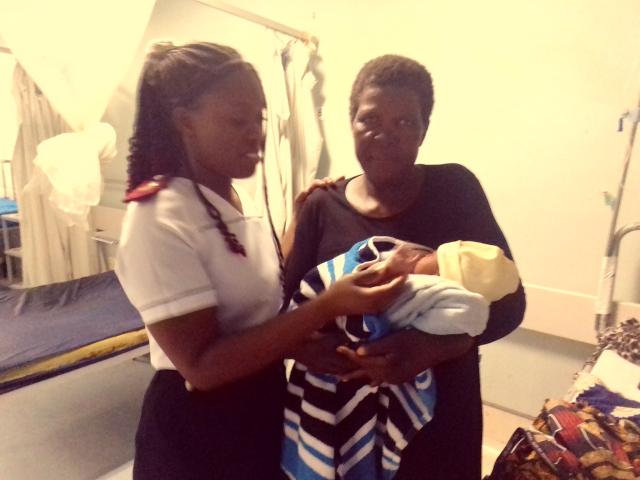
top-left (127, 41), bottom-right (262, 257)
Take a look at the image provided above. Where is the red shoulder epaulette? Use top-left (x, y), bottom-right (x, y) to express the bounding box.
top-left (124, 175), bottom-right (169, 203)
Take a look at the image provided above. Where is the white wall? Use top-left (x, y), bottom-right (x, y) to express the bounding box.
top-left (307, 0), bottom-right (640, 416)
top-left (312, 0), bottom-right (640, 303)
top-left (104, 0), bottom-right (640, 299)
top-left (101, 0), bottom-right (640, 416)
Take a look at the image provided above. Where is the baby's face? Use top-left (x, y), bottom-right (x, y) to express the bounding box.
top-left (385, 244), bottom-right (438, 276)
top-left (412, 252), bottom-right (438, 275)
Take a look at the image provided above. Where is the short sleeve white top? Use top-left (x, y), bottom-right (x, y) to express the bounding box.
top-left (115, 177), bottom-right (282, 371)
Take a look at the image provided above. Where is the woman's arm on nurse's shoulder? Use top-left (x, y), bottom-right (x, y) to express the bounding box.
top-left (147, 268), bottom-right (405, 391)
top-left (281, 176), bottom-right (344, 261)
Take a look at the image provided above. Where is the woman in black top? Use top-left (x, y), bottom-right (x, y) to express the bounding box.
top-left (285, 55), bottom-right (526, 479)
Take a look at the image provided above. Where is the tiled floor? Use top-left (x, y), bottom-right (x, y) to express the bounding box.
top-left (0, 356), bottom-right (153, 480)
top-left (97, 461), bottom-right (133, 480)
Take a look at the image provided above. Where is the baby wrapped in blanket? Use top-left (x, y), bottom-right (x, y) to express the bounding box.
top-left (282, 236), bottom-right (520, 480)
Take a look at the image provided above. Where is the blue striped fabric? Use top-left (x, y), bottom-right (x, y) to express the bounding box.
top-left (282, 238), bottom-right (436, 480)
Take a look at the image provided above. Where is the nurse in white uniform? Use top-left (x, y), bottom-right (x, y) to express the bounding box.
top-left (116, 41), bottom-right (405, 480)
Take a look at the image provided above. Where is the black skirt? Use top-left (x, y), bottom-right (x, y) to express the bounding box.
top-left (133, 364), bottom-right (286, 480)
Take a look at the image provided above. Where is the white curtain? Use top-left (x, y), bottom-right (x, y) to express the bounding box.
top-left (0, 1), bottom-right (155, 131)
top-left (254, 34), bottom-right (323, 237)
top-left (0, 0), bottom-right (154, 224)
top-left (0, 0), bottom-right (154, 225)
top-left (12, 65), bottom-right (98, 286)
top-left (0, 53), bottom-right (18, 165)
top-left (0, 0), bottom-right (154, 285)
top-left (282, 40), bottom-right (324, 214)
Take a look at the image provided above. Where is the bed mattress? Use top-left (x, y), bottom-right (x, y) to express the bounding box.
top-left (0, 271), bottom-right (146, 392)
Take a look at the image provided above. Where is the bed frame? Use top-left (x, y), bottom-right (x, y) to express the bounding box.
top-left (1, 344), bottom-right (150, 398)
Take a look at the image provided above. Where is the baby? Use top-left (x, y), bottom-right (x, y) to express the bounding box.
top-left (282, 236), bottom-right (520, 480)
top-left (335, 236), bottom-right (520, 342)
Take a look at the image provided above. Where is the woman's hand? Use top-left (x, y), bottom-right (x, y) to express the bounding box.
top-left (293, 176), bottom-right (345, 219)
top-left (336, 330), bottom-right (475, 386)
top-left (283, 176), bottom-right (344, 260)
top-left (318, 268), bottom-right (407, 320)
top-left (289, 331), bottom-right (358, 375)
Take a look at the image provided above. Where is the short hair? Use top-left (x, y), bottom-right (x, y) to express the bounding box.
top-left (349, 54), bottom-right (434, 126)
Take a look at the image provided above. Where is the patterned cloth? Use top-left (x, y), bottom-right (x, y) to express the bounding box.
top-left (282, 238), bottom-right (442, 480)
top-left (586, 318), bottom-right (640, 369)
top-left (487, 400), bottom-right (640, 480)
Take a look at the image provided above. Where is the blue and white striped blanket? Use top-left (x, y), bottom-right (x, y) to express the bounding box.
top-left (282, 238), bottom-right (438, 480)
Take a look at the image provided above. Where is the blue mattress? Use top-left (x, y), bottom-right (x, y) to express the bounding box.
top-left (0, 198), bottom-right (17, 215)
top-left (0, 271), bottom-right (145, 391)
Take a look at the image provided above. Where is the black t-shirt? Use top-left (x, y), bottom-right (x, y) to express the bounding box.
top-left (284, 163), bottom-right (526, 479)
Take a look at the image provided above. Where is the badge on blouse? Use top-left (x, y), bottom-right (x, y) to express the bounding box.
top-left (124, 175), bottom-right (169, 203)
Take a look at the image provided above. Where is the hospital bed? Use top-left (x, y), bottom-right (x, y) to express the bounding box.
top-left (485, 222), bottom-right (640, 479)
top-left (0, 270), bottom-right (147, 394)
top-left (483, 102), bottom-right (640, 479)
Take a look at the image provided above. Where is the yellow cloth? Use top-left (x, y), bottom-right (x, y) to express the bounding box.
top-left (436, 241), bottom-right (520, 302)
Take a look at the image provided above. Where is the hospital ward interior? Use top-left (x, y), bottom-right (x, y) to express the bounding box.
top-left (0, 0), bottom-right (639, 479)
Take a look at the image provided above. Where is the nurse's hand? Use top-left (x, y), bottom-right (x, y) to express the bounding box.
top-left (336, 330), bottom-right (474, 386)
top-left (289, 331), bottom-right (358, 375)
top-left (319, 268), bottom-right (407, 319)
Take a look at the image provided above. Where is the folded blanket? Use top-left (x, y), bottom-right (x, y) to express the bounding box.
top-left (382, 274), bottom-right (489, 337)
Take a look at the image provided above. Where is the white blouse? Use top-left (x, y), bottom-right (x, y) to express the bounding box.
top-left (116, 177), bottom-right (282, 371)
